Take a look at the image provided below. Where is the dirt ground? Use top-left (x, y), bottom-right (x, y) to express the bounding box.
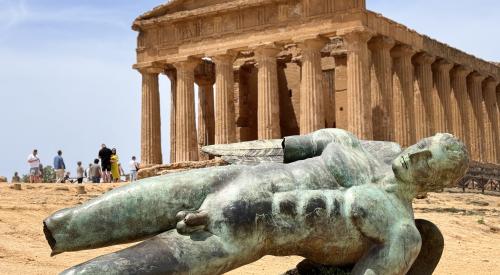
top-left (0, 183), bottom-right (499, 275)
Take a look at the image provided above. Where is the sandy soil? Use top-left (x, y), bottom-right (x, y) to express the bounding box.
top-left (0, 183), bottom-right (499, 275)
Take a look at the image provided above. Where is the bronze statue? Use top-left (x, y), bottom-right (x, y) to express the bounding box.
top-left (43, 129), bottom-right (469, 275)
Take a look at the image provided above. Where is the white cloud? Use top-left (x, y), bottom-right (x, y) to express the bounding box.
top-left (0, 0), bottom-right (130, 35)
top-left (0, 0), bottom-right (28, 31)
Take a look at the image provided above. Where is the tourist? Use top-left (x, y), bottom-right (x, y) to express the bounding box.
top-left (11, 172), bottom-right (21, 183)
top-left (27, 149), bottom-right (41, 183)
top-left (110, 148), bottom-right (120, 183)
top-left (119, 163), bottom-right (125, 179)
top-left (85, 163), bottom-right (92, 182)
top-left (98, 144), bottom-right (112, 183)
top-left (53, 150), bottom-right (66, 183)
top-left (38, 163), bottom-right (44, 182)
top-left (89, 159), bottom-right (102, 183)
top-left (129, 156), bottom-right (139, 182)
top-left (63, 172), bottom-right (74, 183)
top-left (76, 161), bottom-right (85, 184)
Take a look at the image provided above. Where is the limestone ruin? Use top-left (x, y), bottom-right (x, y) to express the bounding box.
top-left (132, 0), bottom-right (500, 166)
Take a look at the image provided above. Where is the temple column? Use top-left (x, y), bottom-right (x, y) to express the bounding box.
top-left (195, 62), bottom-right (216, 160)
top-left (174, 59), bottom-right (199, 162)
top-left (298, 37), bottom-right (328, 134)
top-left (412, 53), bottom-right (436, 140)
top-left (497, 85), bottom-right (500, 163)
top-left (343, 30), bottom-right (373, 140)
top-left (482, 78), bottom-right (499, 163)
top-left (391, 45), bottom-right (416, 147)
top-left (213, 54), bottom-right (237, 144)
top-left (450, 65), bottom-right (472, 148)
top-left (165, 70), bottom-right (177, 163)
top-left (369, 36), bottom-right (395, 141)
top-left (255, 45), bottom-right (282, 139)
top-left (432, 59), bottom-right (454, 133)
top-left (467, 72), bottom-right (486, 162)
top-left (139, 67), bottom-right (163, 166)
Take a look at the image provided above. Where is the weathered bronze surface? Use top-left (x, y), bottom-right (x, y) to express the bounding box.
top-left (44, 129), bottom-right (469, 275)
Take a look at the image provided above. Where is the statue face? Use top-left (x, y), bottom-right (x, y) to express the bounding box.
top-left (392, 136), bottom-right (452, 191)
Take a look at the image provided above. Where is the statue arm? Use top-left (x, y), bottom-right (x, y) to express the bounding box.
top-left (352, 221), bottom-right (422, 275)
top-left (283, 129), bottom-right (359, 163)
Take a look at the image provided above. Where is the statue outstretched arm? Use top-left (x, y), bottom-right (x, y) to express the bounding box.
top-left (282, 129), bottom-right (359, 163)
top-left (203, 129), bottom-right (364, 164)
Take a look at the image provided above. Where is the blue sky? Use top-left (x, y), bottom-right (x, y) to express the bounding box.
top-left (0, 0), bottom-right (498, 178)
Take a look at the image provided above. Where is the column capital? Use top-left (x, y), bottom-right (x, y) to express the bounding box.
top-left (412, 52), bottom-right (436, 65)
top-left (342, 30), bottom-right (374, 51)
top-left (483, 77), bottom-right (499, 89)
top-left (194, 61), bottom-right (215, 86)
top-left (368, 36), bottom-right (395, 51)
top-left (173, 58), bottom-right (199, 72)
top-left (296, 36), bottom-right (330, 51)
top-left (137, 66), bottom-right (164, 75)
top-left (254, 44), bottom-right (282, 58)
top-left (391, 44), bottom-right (416, 58)
top-left (469, 71), bottom-right (487, 82)
top-left (432, 58), bottom-right (454, 72)
top-left (212, 53), bottom-right (237, 64)
top-left (451, 64), bottom-right (473, 77)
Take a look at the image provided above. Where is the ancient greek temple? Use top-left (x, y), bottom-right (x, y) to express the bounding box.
top-left (132, 0), bottom-right (500, 166)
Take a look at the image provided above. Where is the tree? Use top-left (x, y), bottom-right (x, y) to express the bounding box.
top-left (43, 166), bottom-right (56, 183)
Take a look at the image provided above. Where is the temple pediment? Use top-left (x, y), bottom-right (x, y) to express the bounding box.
top-left (136, 0), bottom-right (256, 21)
top-left (133, 0), bottom-right (367, 31)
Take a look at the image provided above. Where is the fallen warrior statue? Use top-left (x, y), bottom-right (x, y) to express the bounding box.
top-left (43, 129), bottom-right (469, 275)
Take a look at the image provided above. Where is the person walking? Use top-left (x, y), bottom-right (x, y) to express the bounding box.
top-left (53, 150), bottom-right (66, 183)
top-left (110, 148), bottom-right (120, 183)
top-left (129, 156), bottom-right (139, 182)
top-left (27, 149), bottom-right (41, 183)
top-left (98, 144), bottom-right (112, 183)
top-left (76, 161), bottom-right (85, 184)
top-left (85, 163), bottom-right (92, 182)
top-left (89, 159), bottom-right (102, 183)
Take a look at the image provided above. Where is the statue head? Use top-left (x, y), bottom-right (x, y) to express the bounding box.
top-left (392, 133), bottom-right (469, 192)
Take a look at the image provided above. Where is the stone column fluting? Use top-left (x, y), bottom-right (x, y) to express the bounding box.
top-left (369, 36), bottom-right (395, 141)
top-left (432, 59), bottom-right (454, 133)
top-left (391, 44), bottom-right (416, 147)
top-left (450, 65), bottom-right (472, 148)
top-left (174, 59), bottom-right (199, 162)
top-left (298, 37), bottom-right (328, 135)
top-left (213, 54), bottom-right (237, 144)
top-left (139, 67), bottom-right (163, 166)
top-left (343, 30), bottom-right (373, 140)
top-left (412, 52), bottom-right (436, 140)
top-left (497, 85), bottom-right (500, 163)
top-left (165, 70), bottom-right (177, 163)
top-left (481, 78), bottom-right (499, 163)
top-left (195, 62), bottom-right (216, 160)
top-left (467, 72), bottom-right (486, 162)
top-left (255, 45), bottom-right (282, 139)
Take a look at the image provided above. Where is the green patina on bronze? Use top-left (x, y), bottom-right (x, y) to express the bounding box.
top-left (43, 129), bottom-right (469, 275)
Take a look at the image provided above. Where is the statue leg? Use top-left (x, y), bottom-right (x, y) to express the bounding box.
top-left (60, 230), bottom-right (253, 275)
top-left (44, 166), bottom-right (244, 255)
